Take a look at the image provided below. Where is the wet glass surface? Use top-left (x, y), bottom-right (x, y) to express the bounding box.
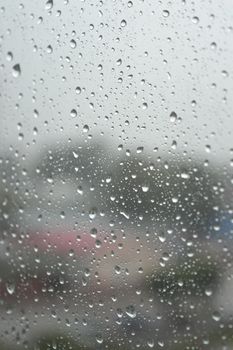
top-left (0, 1), bottom-right (233, 349)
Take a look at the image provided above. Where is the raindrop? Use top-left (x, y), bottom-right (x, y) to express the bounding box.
top-left (162, 10), bottom-right (170, 18)
top-left (70, 109), bottom-right (77, 118)
top-left (46, 45), bottom-right (53, 53)
top-left (12, 64), bottom-right (21, 78)
top-left (6, 51), bottom-right (13, 61)
top-left (114, 265), bottom-right (121, 274)
top-left (212, 311), bottom-right (221, 322)
top-left (70, 39), bottom-right (77, 49)
top-left (116, 58), bottom-right (122, 66)
top-left (120, 19), bottom-right (127, 27)
top-left (60, 211), bottom-right (65, 219)
top-left (73, 150), bottom-right (79, 158)
top-left (95, 239), bottom-right (102, 248)
top-left (142, 184), bottom-right (149, 192)
top-left (83, 124), bottom-right (89, 133)
top-left (210, 42), bottom-right (217, 50)
top-left (45, 0), bottom-right (53, 10)
top-left (6, 281), bottom-right (15, 295)
top-left (170, 111), bottom-right (177, 122)
top-left (158, 231), bottom-right (166, 243)
top-left (95, 334), bottom-right (103, 344)
top-left (147, 339), bottom-right (155, 348)
top-left (126, 305), bottom-right (136, 318)
top-left (90, 227), bottom-right (97, 238)
top-left (89, 207), bottom-right (97, 219)
top-left (137, 146), bottom-right (144, 153)
top-left (75, 86), bottom-right (81, 94)
top-left (192, 16), bottom-right (199, 24)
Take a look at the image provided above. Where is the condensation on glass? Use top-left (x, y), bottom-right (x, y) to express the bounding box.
top-left (0, 0), bottom-right (233, 349)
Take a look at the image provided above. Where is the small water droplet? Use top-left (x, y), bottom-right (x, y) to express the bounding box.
top-left (83, 124), bottom-right (89, 133)
top-left (137, 146), bottom-right (144, 153)
top-left (60, 211), bottom-right (65, 219)
top-left (126, 305), bottom-right (136, 318)
top-left (6, 52), bottom-right (13, 61)
top-left (170, 111), bottom-right (177, 122)
top-left (70, 39), bottom-right (77, 49)
top-left (114, 265), bottom-right (121, 274)
top-left (46, 45), bottom-right (53, 53)
top-left (12, 64), bottom-right (21, 78)
top-left (75, 86), bottom-right (81, 94)
top-left (205, 288), bottom-right (213, 297)
top-left (73, 150), bottom-right (79, 158)
top-left (192, 16), bottom-right (199, 24)
top-left (147, 339), bottom-right (154, 348)
top-left (142, 102), bottom-right (148, 110)
top-left (95, 334), bottom-right (103, 344)
top-left (162, 10), bottom-right (170, 18)
top-left (142, 184), bottom-right (149, 192)
top-left (90, 227), bottom-right (97, 238)
top-left (70, 109), bottom-right (77, 118)
top-left (212, 311), bottom-right (221, 322)
top-left (6, 281), bottom-right (15, 295)
top-left (95, 239), bottom-right (102, 248)
top-left (120, 19), bottom-right (127, 27)
top-left (45, 0), bottom-right (53, 10)
top-left (89, 207), bottom-right (97, 220)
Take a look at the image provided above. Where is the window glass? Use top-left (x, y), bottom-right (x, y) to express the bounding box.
top-left (0, 1), bottom-right (233, 349)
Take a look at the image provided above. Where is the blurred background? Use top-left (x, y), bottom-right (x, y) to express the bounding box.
top-left (0, 0), bottom-right (233, 349)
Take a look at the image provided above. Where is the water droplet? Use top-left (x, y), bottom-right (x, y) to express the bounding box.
top-left (116, 58), bottom-right (122, 66)
top-left (120, 19), bottom-right (127, 27)
top-left (45, 0), bottom-right (53, 10)
top-left (181, 172), bottom-right (190, 179)
top-left (126, 305), bottom-right (136, 318)
top-left (210, 42), bottom-right (217, 50)
top-left (95, 334), bottom-right (103, 344)
top-left (95, 239), bottom-right (102, 248)
top-left (171, 140), bottom-right (177, 150)
top-left (162, 10), bottom-right (170, 18)
top-left (90, 227), bottom-right (97, 238)
top-left (212, 311), bottom-right (221, 322)
top-left (75, 86), bottom-right (81, 94)
top-left (192, 16), bottom-right (199, 24)
top-left (205, 288), bottom-right (213, 297)
top-left (142, 184), bottom-right (149, 192)
top-left (83, 124), bottom-right (89, 133)
top-left (158, 231), bottom-right (166, 243)
top-left (60, 211), bottom-right (65, 219)
top-left (147, 339), bottom-right (155, 348)
top-left (137, 146), bottom-right (144, 153)
top-left (170, 111), bottom-right (177, 122)
top-left (6, 51), bottom-right (13, 61)
top-left (114, 265), bottom-right (121, 274)
top-left (12, 64), bottom-right (21, 78)
top-left (46, 45), bottom-right (53, 53)
top-left (158, 340), bottom-right (165, 347)
top-left (73, 150), bottom-right (79, 158)
top-left (89, 207), bottom-right (97, 220)
top-left (70, 109), bottom-right (77, 118)
top-left (6, 281), bottom-right (15, 295)
top-left (70, 39), bottom-right (77, 49)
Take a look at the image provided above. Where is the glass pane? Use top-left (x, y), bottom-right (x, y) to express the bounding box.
top-left (0, 1), bottom-right (233, 349)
